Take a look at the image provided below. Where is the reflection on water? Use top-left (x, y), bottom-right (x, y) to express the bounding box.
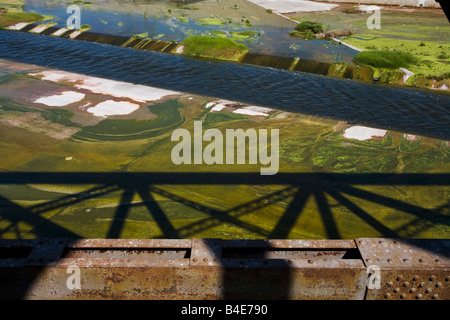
top-left (22, 0), bottom-right (356, 61)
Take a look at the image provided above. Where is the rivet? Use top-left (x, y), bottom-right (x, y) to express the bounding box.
top-left (396, 276), bottom-right (403, 281)
top-left (426, 288), bottom-right (432, 294)
top-left (418, 259), bottom-right (424, 263)
top-left (366, 259), bottom-right (371, 263)
top-left (403, 258), bottom-right (409, 262)
top-left (192, 258), bottom-right (198, 262)
top-left (429, 276), bottom-right (436, 281)
top-left (394, 288), bottom-right (400, 293)
top-left (413, 276), bottom-right (419, 281)
top-left (410, 287), bottom-right (416, 293)
top-left (432, 294), bottom-right (439, 300)
top-left (203, 258), bottom-right (208, 262)
top-left (400, 293), bottom-right (406, 299)
top-left (378, 240), bottom-right (383, 244)
top-left (387, 258), bottom-right (392, 263)
top-left (393, 240), bottom-right (398, 244)
top-left (384, 293), bottom-right (391, 299)
top-left (445, 276), bottom-right (450, 282)
top-left (403, 281), bottom-right (410, 287)
top-left (419, 282), bottom-right (425, 288)
top-left (308, 259), bottom-right (313, 264)
top-left (436, 282), bottom-right (442, 288)
top-left (387, 281), bottom-right (394, 287)
top-left (416, 294), bottom-right (423, 300)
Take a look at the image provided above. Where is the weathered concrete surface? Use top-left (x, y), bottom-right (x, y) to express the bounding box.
top-left (315, 0), bottom-right (440, 8)
top-left (247, 0), bottom-right (339, 13)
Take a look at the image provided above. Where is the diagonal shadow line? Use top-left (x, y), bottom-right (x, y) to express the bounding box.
top-left (0, 194), bottom-right (80, 238)
top-left (29, 184), bottom-right (121, 215)
top-left (269, 188), bottom-right (311, 239)
top-left (137, 187), bottom-right (179, 239)
top-left (327, 189), bottom-right (399, 238)
top-left (335, 184), bottom-right (450, 226)
top-left (149, 188), bottom-right (270, 239)
top-left (106, 189), bottom-right (134, 239)
top-left (393, 217), bottom-right (435, 238)
top-left (314, 190), bottom-right (340, 239)
top-left (149, 186), bottom-right (296, 238)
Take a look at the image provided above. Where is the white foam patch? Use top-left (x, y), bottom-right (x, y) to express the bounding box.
top-left (7, 22), bottom-right (29, 30)
top-left (30, 25), bottom-right (49, 33)
top-left (52, 28), bottom-right (69, 36)
top-left (359, 5), bottom-right (382, 12)
top-left (34, 91), bottom-right (85, 106)
top-left (248, 0), bottom-right (338, 13)
top-left (174, 45), bottom-right (185, 54)
top-left (87, 100), bottom-right (140, 117)
top-left (343, 126), bottom-right (387, 141)
top-left (233, 106), bottom-right (273, 117)
top-left (211, 104), bottom-right (226, 112)
top-left (69, 30), bottom-right (82, 39)
top-left (31, 70), bottom-right (179, 103)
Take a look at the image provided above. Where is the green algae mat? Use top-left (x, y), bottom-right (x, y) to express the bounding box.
top-left (0, 62), bottom-right (448, 240)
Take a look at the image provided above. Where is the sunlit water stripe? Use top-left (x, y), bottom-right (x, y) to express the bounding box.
top-left (0, 30), bottom-right (449, 139)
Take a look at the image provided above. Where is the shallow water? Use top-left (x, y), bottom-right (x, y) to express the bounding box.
top-left (1, 30), bottom-right (449, 139)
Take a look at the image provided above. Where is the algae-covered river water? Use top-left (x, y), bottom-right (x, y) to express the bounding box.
top-left (0, 0), bottom-right (449, 241)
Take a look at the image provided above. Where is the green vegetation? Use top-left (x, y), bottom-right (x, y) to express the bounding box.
top-left (204, 110), bottom-right (248, 125)
top-left (0, 96), bottom-right (80, 128)
top-left (296, 21), bottom-right (324, 34)
top-left (197, 17), bottom-right (228, 26)
top-left (291, 8), bottom-right (450, 84)
top-left (353, 50), bottom-right (420, 69)
top-left (0, 73), bottom-right (448, 239)
top-left (80, 24), bottom-right (91, 31)
top-left (131, 32), bottom-right (149, 39)
top-left (0, 11), bottom-right (43, 29)
top-left (178, 6), bottom-right (199, 11)
top-left (180, 35), bottom-right (249, 61)
top-left (290, 21), bottom-right (325, 39)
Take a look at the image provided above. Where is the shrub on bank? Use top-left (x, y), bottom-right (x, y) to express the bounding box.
top-left (290, 21), bottom-right (325, 40)
top-left (295, 21), bottom-right (324, 34)
top-left (353, 50), bottom-right (419, 69)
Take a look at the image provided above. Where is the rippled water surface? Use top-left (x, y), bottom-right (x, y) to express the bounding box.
top-left (0, 30), bottom-right (449, 139)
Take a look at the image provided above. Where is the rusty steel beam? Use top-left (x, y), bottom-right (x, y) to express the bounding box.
top-left (356, 238), bottom-right (450, 300)
top-left (0, 238), bottom-right (448, 300)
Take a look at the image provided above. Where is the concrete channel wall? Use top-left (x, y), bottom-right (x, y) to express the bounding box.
top-left (315, 0), bottom-right (441, 8)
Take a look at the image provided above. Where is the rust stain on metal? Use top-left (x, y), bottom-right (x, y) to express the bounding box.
top-left (357, 238), bottom-right (449, 300)
top-left (0, 238), bottom-right (448, 299)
